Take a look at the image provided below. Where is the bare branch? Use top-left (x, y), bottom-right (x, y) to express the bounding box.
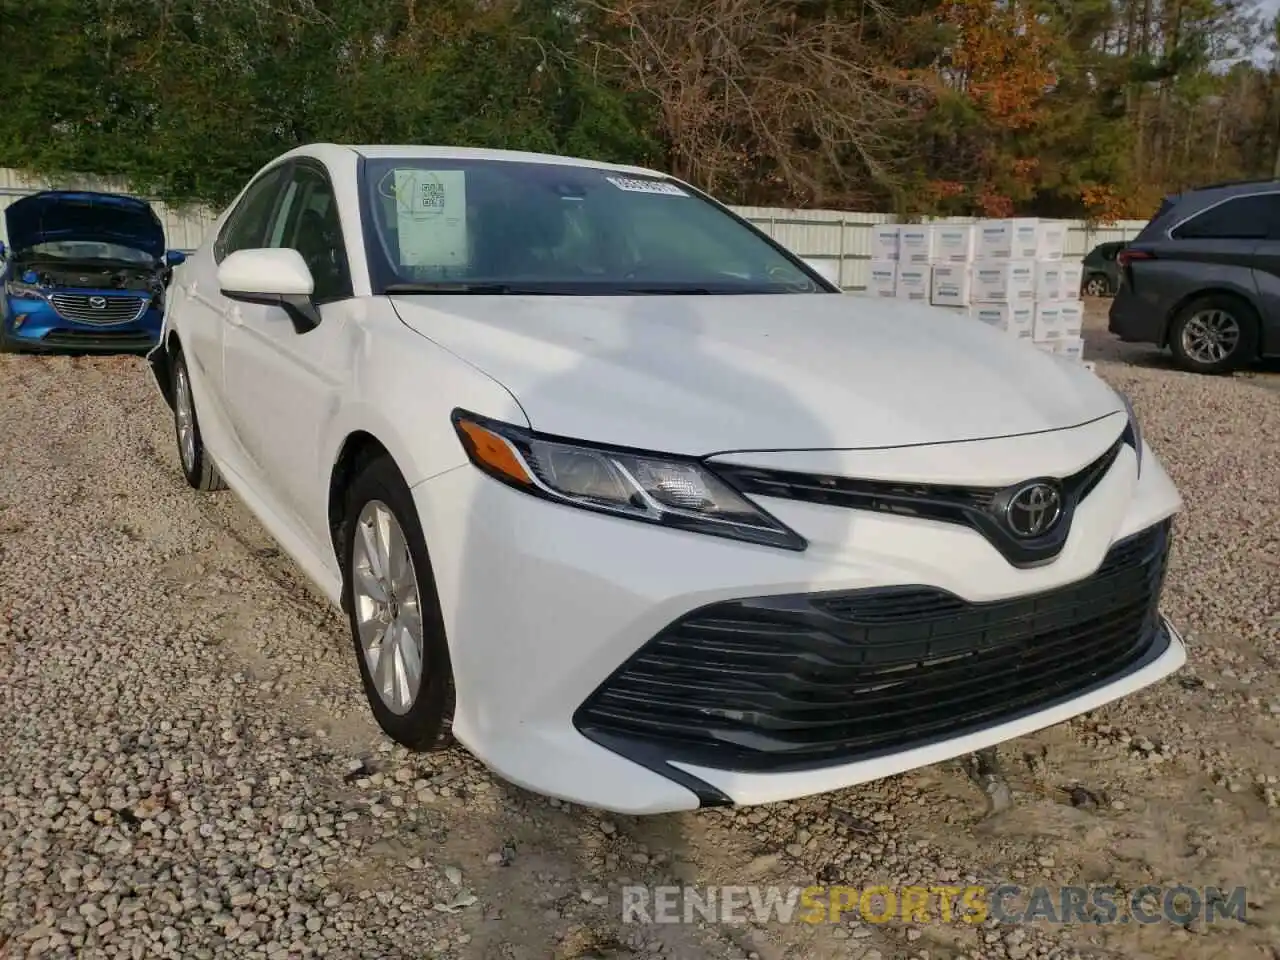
top-left (580, 0), bottom-right (908, 205)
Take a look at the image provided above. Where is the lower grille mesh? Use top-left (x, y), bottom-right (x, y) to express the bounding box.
top-left (575, 521), bottom-right (1172, 772)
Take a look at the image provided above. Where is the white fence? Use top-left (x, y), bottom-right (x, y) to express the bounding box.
top-left (0, 167), bottom-right (1149, 290)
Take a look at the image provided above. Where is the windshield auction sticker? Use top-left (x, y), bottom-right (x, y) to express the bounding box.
top-left (605, 176), bottom-right (688, 197)
top-left (393, 169), bottom-right (468, 267)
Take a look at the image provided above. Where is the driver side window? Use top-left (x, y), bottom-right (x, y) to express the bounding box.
top-left (262, 164), bottom-right (352, 303)
top-left (214, 165), bottom-right (289, 262)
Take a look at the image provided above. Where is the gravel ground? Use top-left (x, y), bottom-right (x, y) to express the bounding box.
top-left (1, 301), bottom-right (1278, 960)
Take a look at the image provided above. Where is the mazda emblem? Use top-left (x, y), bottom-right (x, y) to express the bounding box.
top-left (1004, 482), bottom-right (1063, 538)
top-left (89, 296), bottom-right (108, 309)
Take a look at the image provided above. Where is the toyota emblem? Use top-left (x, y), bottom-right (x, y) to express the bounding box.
top-left (1004, 482), bottom-right (1063, 538)
top-left (88, 296), bottom-right (108, 309)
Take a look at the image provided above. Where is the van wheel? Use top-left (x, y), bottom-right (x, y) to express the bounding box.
top-left (339, 453), bottom-right (455, 751)
top-left (1168, 295), bottom-right (1257, 374)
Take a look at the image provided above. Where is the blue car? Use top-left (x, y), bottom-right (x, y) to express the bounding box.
top-left (0, 190), bottom-right (187, 353)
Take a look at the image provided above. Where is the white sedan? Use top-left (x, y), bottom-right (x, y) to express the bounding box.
top-left (151, 143), bottom-right (1185, 815)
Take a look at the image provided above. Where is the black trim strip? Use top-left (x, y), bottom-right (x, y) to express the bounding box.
top-left (715, 434), bottom-right (1129, 567)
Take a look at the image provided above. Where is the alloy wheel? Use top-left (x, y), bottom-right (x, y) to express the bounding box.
top-left (351, 500), bottom-right (425, 715)
top-left (1180, 309), bottom-right (1240, 366)
top-left (174, 364), bottom-right (196, 473)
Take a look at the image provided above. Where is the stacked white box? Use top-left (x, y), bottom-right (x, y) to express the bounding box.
top-left (1017, 218), bottom-right (1085, 361)
top-left (866, 260), bottom-right (898, 298)
top-left (898, 225), bottom-right (934, 264)
top-left (970, 303), bottom-right (1034, 340)
top-left (970, 260), bottom-right (1035, 303)
top-left (930, 263), bottom-right (971, 307)
top-left (871, 224), bottom-right (900, 261)
top-left (1033, 300), bottom-right (1084, 342)
top-left (894, 264), bottom-right (929, 301)
top-left (1059, 260), bottom-right (1083, 298)
top-left (1036, 221), bottom-right (1066, 260)
top-left (932, 224), bottom-right (976, 263)
top-left (1033, 303), bottom-right (1066, 341)
top-left (1034, 260), bottom-right (1065, 300)
top-left (1059, 300), bottom-right (1084, 337)
top-left (975, 218), bottom-right (1040, 260)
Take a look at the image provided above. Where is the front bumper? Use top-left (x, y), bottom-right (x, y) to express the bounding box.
top-left (412, 433), bottom-right (1184, 815)
top-left (4, 293), bottom-right (162, 353)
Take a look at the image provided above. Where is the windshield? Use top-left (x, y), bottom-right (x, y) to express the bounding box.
top-left (359, 158), bottom-right (825, 295)
top-left (24, 240), bottom-right (154, 264)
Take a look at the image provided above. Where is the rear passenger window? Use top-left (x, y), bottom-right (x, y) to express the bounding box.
top-left (1171, 195), bottom-right (1280, 240)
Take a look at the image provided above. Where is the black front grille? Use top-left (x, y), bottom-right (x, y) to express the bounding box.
top-left (575, 521), bottom-right (1172, 773)
top-left (714, 432), bottom-right (1130, 568)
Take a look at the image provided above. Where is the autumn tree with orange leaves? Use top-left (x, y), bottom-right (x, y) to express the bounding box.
top-left (902, 0), bottom-right (1058, 217)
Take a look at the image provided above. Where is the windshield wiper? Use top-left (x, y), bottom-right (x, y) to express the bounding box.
top-left (384, 282), bottom-right (523, 295)
top-left (618, 286), bottom-right (714, 295)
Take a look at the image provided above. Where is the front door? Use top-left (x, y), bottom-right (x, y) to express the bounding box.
top-left (220, 160), bottom-right (358, 550)
top-left (182, 163), bottom-right (291, 457)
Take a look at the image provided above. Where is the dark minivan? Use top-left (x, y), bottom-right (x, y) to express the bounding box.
top-left (1108, 180), bottom-right (1280, 373)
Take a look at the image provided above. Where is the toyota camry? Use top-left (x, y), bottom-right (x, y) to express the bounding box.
top-left (149, 143), bottom-right (1185, 815)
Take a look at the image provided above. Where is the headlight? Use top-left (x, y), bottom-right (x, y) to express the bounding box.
top-left (4, 280), bottom-right (43, 300)
top-left (1116, 390), bottom-right (1144, 475)
top-left (451, 410), bottom-right (807, 550)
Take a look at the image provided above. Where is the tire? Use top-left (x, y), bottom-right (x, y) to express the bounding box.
top-left (338, 453), bottom-right (454, 751)
top-left (1167, 294), bottom-right (1258, 375)
top-left (171, 348), bottom-right (227, 490)
top-left (1083, 274), bottom-right (1110, 298)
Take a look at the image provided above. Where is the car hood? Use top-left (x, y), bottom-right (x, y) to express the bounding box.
top-left (4, 191), bottom-right (166, 259)
top-left (390, 293), bottom-right (1123, 455)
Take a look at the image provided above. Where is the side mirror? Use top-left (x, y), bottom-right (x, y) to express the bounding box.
top-left (217, 248), bottom-right (319, 334)
top-left (802, 257), bottom-right (841, 289)
top-left (164, 250), bottom-right (187, 267)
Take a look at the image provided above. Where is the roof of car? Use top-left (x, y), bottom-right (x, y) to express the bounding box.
top-left (277, 142), bottom-right (672, 180)
top-left (1187, 177), bottom-right (1280, 193)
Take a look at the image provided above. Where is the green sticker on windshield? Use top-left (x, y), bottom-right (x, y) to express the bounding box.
top-left (394, 169), bottom-right (468, 267)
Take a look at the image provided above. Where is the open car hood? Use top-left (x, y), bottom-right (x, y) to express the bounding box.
top-left (3, 190), bottom-right (166, 259)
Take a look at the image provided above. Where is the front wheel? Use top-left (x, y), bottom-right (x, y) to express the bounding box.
top-left (171, 349), bottom-right (226, 490)
top-left (1167, 295), bottom-right (1258, 375)
top-left (340, 454), bottom-right (454, 751)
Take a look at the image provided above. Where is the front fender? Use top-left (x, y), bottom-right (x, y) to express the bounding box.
top-left (320, 312), bottom-right (527, 492)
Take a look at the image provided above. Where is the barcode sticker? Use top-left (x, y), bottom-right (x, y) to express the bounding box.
top-left (605, 176), bottom-right (688, 197)
top-left (394, 170), bottom-right (468, 267)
